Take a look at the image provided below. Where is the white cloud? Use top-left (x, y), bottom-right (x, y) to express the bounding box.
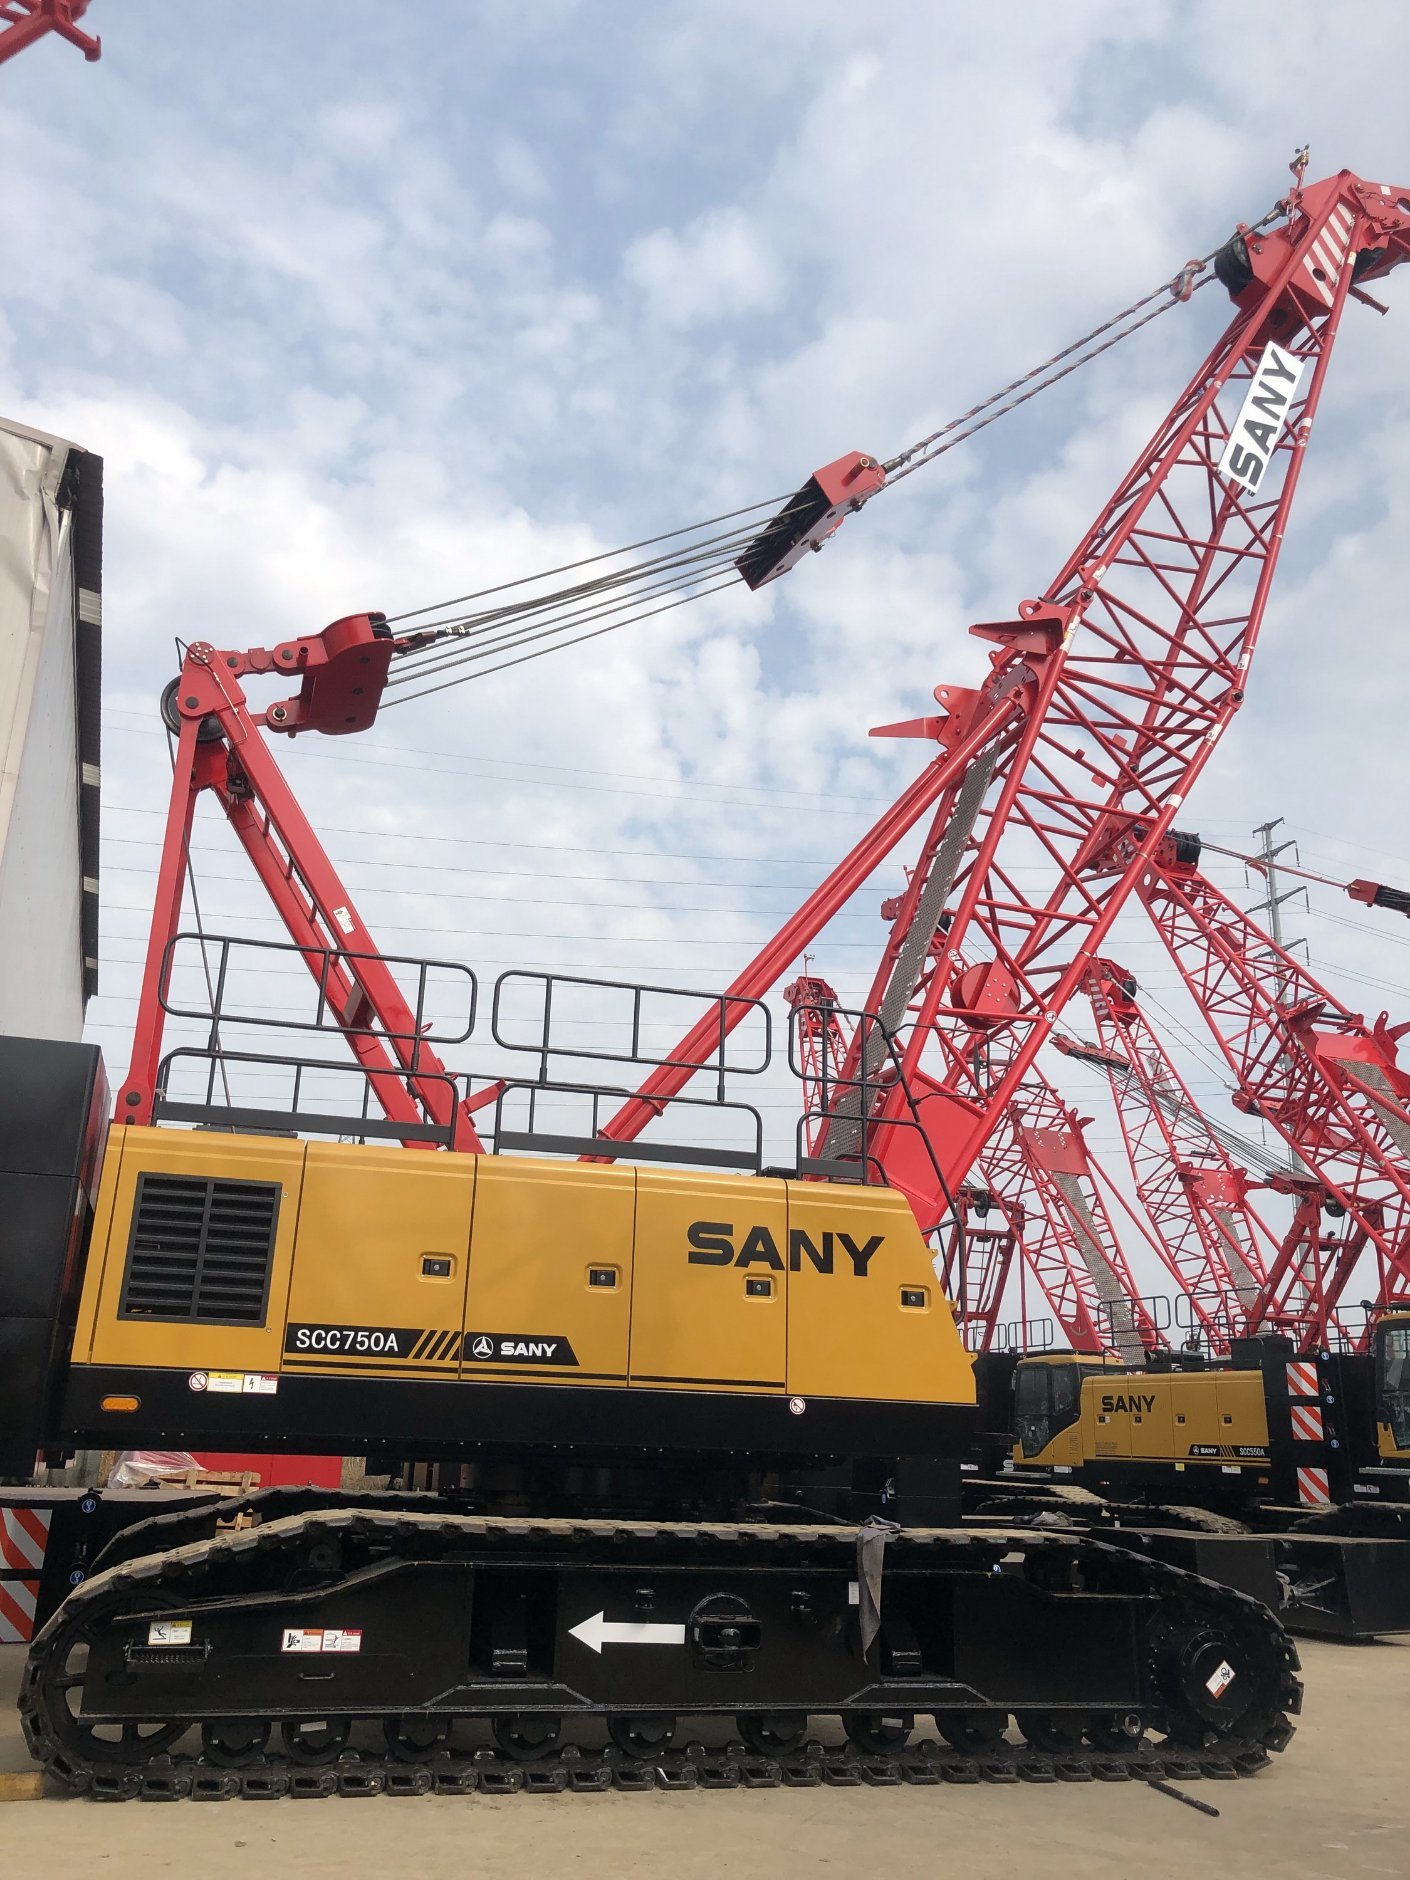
top-left (625, 206), bottom-right (785, 329)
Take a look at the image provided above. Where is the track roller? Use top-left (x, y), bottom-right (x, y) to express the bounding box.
top-left (606, 1715), bottom-right (676, 1758)
top-left (201, 1718), bottom-right (271, 1767)
top-left (843, 1712), bottom-right (913, 1753)
top-left (737, 1713), bottom-right (809, 1755)
top-left (280, 1718), bottom-right (352, 1764)
top-left (491, 1715), bottom-right (562, 1761)
top-left (1016, 1712), bottom-right (1083, 1754)
top-left (383, 1715), bottom-right (451, 1762)
top-left (937, 1711), bottom-right (1008, 1753)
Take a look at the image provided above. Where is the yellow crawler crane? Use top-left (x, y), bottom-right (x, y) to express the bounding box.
top-left (5, 1033), bottom-right (1301, 1793)
top-left (1005, 1327), bottom-right (1410, 1515)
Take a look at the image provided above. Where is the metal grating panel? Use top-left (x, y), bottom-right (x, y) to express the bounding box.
top-left (118, 1173), bottom-right (279, 1325)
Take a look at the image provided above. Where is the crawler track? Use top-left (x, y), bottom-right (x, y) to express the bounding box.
top-left (20, 1508), bottom-right (1301, 1799)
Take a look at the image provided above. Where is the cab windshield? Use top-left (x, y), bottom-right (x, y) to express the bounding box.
top-left (1013, 1360), bottom-right (1085, 1459)
top-left (1375, 1321), bottom-right (1410, 1451)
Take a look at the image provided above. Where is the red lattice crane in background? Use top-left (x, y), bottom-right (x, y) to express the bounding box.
top-left (1136, 840), bottom-right (1410, 1340)
top-left (1055, 959), bottom-right (1321, 1352)
top-left (0, 0), bottom-right (99, 66)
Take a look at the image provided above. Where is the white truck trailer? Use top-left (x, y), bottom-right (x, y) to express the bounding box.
top-left (0, 416), bottom-right (102, 1042)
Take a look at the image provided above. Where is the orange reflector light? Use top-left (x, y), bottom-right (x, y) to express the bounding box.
top-left (100, 1394), bottom-right (140, 1413)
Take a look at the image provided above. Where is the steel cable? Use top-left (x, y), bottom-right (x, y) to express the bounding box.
top-left (378, 203), bottom-right (1285, 697)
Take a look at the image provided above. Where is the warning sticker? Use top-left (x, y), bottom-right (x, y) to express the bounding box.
top-left (146, 1620), bottom-right (192, 1647)
top-left (1205, 1659), bottom-right (1236, 1700)
top-left (281, 1627), bottom-right (362, 1655)
top-left (187, 1370), bottom-right (278, 1395)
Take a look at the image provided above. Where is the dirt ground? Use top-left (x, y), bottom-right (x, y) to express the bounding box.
top-left (0, 1638), bottom-right (1405, 1880)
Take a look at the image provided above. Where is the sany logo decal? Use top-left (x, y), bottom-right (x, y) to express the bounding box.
top-left (686, 1221), bottom-right (883, 1276)
top-left (1218, 342), bottom-right (1306, 493)
top-left (464, 1332), bottom-right (579, 1366)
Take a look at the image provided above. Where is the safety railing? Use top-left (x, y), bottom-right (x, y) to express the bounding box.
top-left (977, 1315), bottom-right (1057, 1354)
top-left (490, 969), bottom-right (770, 1096)
top-left (159, 931), bottom-right (477, 1048)
top-left (153, 1046), bottom-right (468, 1146)
top-left (489, 1080), bottom-right (765, 1172)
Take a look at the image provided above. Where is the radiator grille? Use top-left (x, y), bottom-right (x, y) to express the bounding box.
top-left (118, 1174), bottom-right (280, 1325)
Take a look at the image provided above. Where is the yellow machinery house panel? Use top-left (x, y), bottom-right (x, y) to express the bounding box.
top-left (629, 1171), bottom-right (786, 1390)
top-left (1169, 1372), bottom-right (1224, 1458)
top-left (80, 1126), bottom-right (306, 1376)
top-left (462, 1157), bottom-right (634, 1382)
top-left (1125, 1382), bottom-right (1175, 1459)
top-left (785, 1185), bottom-right (972, 1404)
top-left (284, 1142), bottom-right (476, 1376)
top-left (1214, 1371), bottom-right (1271, 1450)
top-left (1086, 1379), bottom-right (1132, 1459)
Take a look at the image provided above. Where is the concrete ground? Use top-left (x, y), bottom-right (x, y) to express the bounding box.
top-left (0, 1639), bottom-right (1404, 1880)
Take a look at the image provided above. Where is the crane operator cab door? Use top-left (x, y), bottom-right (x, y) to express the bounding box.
top-left (1012, 1357), bottom-right (1084, 1468)
top-left (1373, 1315), bottom-right (1410, 1463)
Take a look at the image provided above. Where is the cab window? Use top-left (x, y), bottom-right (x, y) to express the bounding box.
top-left (1375, 1322), bottom-right (1410, 1451)
top-left (1014, 1361), bottom-right (1083, 1459)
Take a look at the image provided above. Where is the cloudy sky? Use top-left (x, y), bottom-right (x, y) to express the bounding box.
top-left (5, 2), bottom-right (1409, 1322)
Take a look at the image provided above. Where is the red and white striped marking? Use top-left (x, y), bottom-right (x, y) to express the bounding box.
top-left (1286, 1359), bottom-right (1319, 1400)
top-left (1302, 202), bottom-right (1356, 307)
top-left (0, 1506), bottom-right (52, 1643)
top-left (1290, 1402), bottom-right (1325, 1443)
top-left (1297, 1467), bottom-right (1332, 1508)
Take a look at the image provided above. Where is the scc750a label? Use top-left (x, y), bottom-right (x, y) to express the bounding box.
top-left (285, 1323), bottom-right (420, 1357)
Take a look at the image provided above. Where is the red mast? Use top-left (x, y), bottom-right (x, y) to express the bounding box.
top-left (601, 172), bottom-right (1410, 1231)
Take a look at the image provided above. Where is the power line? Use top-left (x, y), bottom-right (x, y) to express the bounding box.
top-left (101, 713), bottom-right (901, 812)
top-left (98, 899), bottom-right (906, 949)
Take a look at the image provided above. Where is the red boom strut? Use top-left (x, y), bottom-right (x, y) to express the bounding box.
top-left (120, 615), bottom-right (489, 1153)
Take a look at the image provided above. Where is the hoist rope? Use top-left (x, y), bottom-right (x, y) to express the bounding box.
top-left (378, 201), bottom-right (1285, 705)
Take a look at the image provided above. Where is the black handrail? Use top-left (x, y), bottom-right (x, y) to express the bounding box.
top-left (159, 930), bottom-right (477, 1047)
top-left (490, 1078), bottom-right (765, 1172)
top-left (491, 968), bottom-right (770, 1096)
top-left (153, 1045), bottom-right (466, 1147)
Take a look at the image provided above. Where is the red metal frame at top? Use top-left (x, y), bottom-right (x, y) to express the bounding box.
top-left (0, 0), bottom-right (99, 66)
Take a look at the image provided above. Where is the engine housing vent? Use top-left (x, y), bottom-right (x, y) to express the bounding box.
top-left (118, 1173), bottom-right (280, 1325)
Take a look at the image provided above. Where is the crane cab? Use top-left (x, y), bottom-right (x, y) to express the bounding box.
top-left (1372, 1312), bottom-right (1410, 1465)
top-left (1010, 1352), bottom-right (1126, 1469)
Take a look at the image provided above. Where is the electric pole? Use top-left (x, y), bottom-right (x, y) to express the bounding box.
top-left (1249, 817), bottom-right (1309, 1003)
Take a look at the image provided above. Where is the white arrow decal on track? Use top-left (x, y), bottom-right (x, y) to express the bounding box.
top-left (568, 1610), bottom-right (687, 1654)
